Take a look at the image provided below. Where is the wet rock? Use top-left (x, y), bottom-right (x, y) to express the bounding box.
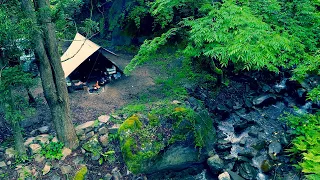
top-left (237, 156), bottom-right (251, 163)
top-left (245, 99), bottom-right (253, 108)
top-left (104, 173), bottom-right (112, 180)
top-left (61, 147), bottom-right (72, 160)
top-left (274, 79), bottom-right (287, 92)
top-left (75, 121), bottom-right (95, 136)
top-left (218, 172), bottom-right (231, 180)
top-left (238, 163), bottom-right (258, 180)
top-left (98, 127), bottom-right (108, 135)
top-left (262, 84), bottom-right (271, 92)
top-left (0, 161), bottom-right (6, 168)
top-left (38, 126), bottom-right (49, 134)
top-left (60, 165), bottom-right (72, 174)
top-left (261, 160), bottom-right (274, 173)
top-left (112, 167), bottom-right (122, 180)
top-left (98, 115), bottom-right (110, 123)
top-left (238, 148), bottom-right (256, 158)
top-left (268, 142), bottom-right (282, 158)
top-left (227, 170), bottom-right (245, 180)
top-left (251, 140), bottom-right (267, 151)
top-left (99, 134), bottom-right (109, 147)
top-left (253, 94), bottom-right (276, 106)
top-left (207, 155), bottom-right (224, 173)
top-left (297, 88), bottom-right (306, 98)
top-left (216, 140), bottom-right (232, 150)
top-left (5, 148), bottom-right (15, 159)
top-left (42, 164), bottom-right (51, 175)
top-left (29, 144), bottom-right (41, 154)
top-left (257, 173), bottom-right (268, 180)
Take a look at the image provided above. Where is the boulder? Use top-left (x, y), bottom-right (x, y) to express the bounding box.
top-left (218, 172), bottom-right (231, 180)
top-left (207, 155), bottom-right (224, 173)
top-left (268, 142), bottom-right (282, 159)
top-left (252, 94), bottom-right (276, 106)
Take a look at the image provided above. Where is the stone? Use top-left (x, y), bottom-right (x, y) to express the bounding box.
top-left (85, 131), bottom-right (95, 140)
top-left (252, 94), bottom-right (276, 106)
top-left (98, 115), bottom-right (110, 123)
top-left (239, 163), bottom-right (258, 180)
top-left (0, 161), bottom-right (6, 168)
top-left (29, 144), bottom-right (42, 154)
top-left (73, 156), bottom-right (84, 164)
top-left (5, 148), bottom-right (16, 159)
top-left (61, 147), bottom-right (72, 160)
top-left (75, 121), bottom-right (95, 135)
top-left (268, 142), bottom-right (282, 158)
top-left (24, 137), bottom-right (35, 146)
top-left (6, 161), bottom-right (11, 165)
top-left (227, 170), bottom-right (245, 180)
top-left (34, 154), bottom-right (45, 163)
top-left (104, 173), bottom-right (112, 180)
top-left (218, 172), bottom-right (231, 180)
top-left (238, 148), bottom-right (256, 158)
top-left (42, 164), bottom-right (51, 175)
top-left (108, 124), bottom-right (120, 134)
top-left (60, 165), bottom-right (72, 174)
top-left (172, 100), bottom-right (182, 104)
top-left (38, 126), bottom-right (49, 134)
top-left (36, 134), bottom-right (50, 144)
top-left (207, 155), bottom-right (224, 173)
top-left (52, 137), bottom-right (58, 143)
top-left (111, 167), bottom-right (122, 180)
top-left (99, 134), bottom-right (109, 147)
top-left (261, 160), bottom-right (274, 173)
top-left (98, 127), bottom-right (108, 135)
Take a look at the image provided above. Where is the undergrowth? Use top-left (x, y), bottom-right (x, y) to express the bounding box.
top-left (285, 112), bottom-right (320, 179)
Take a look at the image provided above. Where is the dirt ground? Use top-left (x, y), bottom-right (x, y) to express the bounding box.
top-left (27, 53), bottom-right (156, 128)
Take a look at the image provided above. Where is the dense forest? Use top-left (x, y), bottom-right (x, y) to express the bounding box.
top-left (0, 0), bottom-right (319, 179)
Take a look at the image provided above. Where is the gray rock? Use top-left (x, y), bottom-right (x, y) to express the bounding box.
top-left (73, 156), bottom-right (84, 164)
top-left (98, 127), bottom-right (108, 135)
top-left (75, 121), bottom-right (95, 136)
top-left (84, 131), bottom-right (95, 140)
top-left (207, 155), bottom-right (224, 173)
top-left (0, 161), bottom-right (6, 168)
top-left (29, 144), bottom-right (42, 154)
top-left (227, 170), bottom-right (245, 180)
top-left (60, 165), bottom-right (72, 174)
top-left (99, 134), bottom-right (109, 147)
top-left (38, 126), bottom-right (49, 134)
top-left (218, 172), bottom-right (231, 180)
top-left (268, 142), bottom-right (282, 159)
top-left (108, 124), bottom-right (120, 134)
top-left (238, 148), bottom-right (256, 158)
top-left (239, 163), bottom-right (258, 180)
top-left (253, 94), bottom-right (276, 106)
top-left (104, 173), bottom-right (112, 180)
top-left (98, 115), bottom-right (110, 123)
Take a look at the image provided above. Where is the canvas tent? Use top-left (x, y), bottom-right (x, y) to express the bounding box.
top-left (61, 33), bottom-right (122, 80)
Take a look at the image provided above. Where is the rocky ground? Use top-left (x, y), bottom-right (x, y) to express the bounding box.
top-left (0, 55), bottom-right (319, 179)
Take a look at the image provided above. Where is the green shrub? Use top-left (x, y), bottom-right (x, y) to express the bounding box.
top-left (40, 141), bottom-right (64, 160)
top-left (285, 112), bottom-right (320, 179)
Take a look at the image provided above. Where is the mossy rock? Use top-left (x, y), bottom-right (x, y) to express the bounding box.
top-left (118, 103), bottom-right (216, 174)
top-left (73, 166), bottom-right (88, 180)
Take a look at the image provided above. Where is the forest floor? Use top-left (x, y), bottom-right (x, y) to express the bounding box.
top-left (28, 53), bottom-right (156, 127)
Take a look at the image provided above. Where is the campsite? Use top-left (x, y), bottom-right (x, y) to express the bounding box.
top-left (0, 0), bottom-right (320, 180)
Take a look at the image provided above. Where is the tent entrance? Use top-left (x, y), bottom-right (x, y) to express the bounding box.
top-left (67, 51), bottom-right (122, 93)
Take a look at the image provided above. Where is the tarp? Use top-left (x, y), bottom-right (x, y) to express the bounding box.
top-left (61, 33), bottom-right (101, 78)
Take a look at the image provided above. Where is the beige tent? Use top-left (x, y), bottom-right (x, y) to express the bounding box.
top-left (61, 33), bottom-right (120, 78)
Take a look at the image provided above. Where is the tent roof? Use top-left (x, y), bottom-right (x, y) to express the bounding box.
top-left (61, 33), bottom-right (117, 78)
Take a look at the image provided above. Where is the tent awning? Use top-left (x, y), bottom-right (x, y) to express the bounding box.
top-left (61, 33), bottom-right (100, 78)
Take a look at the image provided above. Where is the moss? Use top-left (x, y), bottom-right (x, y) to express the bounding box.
top-left (118, 114), bottom-right (142, 133)
top-left (73, 166), bottom-right (88, 180)
top-left (147, 113), bottom-right (160, 126)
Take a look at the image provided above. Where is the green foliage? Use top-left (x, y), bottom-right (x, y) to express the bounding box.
top-left (40, 141), bottom-right (64, 160)
top-left (82, 137), bottom-right (102, 157)
top-left (99, 150), bottom-right (116, 165)
top-left (307, 85), bottom-right (320, 102)
top-left (285, 112), bottom-right (320, 179)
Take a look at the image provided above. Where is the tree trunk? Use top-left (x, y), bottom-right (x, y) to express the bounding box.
top-left (20, 0), bottom-right (79, 149)
top-left (9, 87), bottom-right (27, 157)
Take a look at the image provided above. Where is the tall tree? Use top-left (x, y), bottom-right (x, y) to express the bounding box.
top-left (20, 0), bottom-right (79, 149)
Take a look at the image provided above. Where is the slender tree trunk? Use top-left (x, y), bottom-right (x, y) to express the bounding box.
top-left (20, 0), bottom-right (79, 149)
top-left (9, 87), bottom-right (27, 156)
